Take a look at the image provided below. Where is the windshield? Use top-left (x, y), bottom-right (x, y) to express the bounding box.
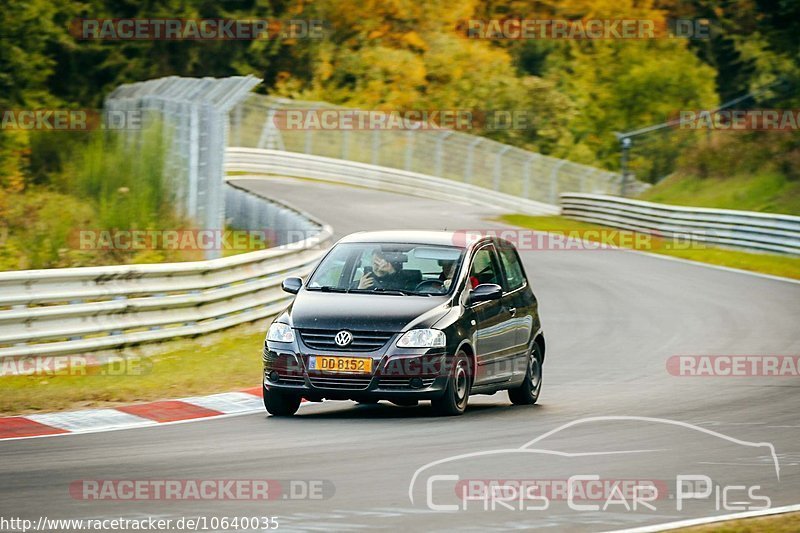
top-left (307, 242), bottom-right (465, 296)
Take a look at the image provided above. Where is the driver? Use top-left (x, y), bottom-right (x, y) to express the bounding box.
top-left (357, 249), bottom-right (411, 290)
top-left (438, 259), bottom-right (457, 289)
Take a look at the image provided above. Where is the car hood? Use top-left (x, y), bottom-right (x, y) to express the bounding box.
top-left (287, 290), bottom-right (451, 332)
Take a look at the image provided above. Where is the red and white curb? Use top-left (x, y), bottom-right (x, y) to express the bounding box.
top-left (0, 386), bottom-right (280, 441)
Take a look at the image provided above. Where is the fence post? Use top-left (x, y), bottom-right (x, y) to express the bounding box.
top-left (341, 129), bottom-right (350, 160)
top-left (371, 128), bottom-right (380, 165)
top-left (435, 131), bottom-right (452, 178)
top-left (257, 107), bottom-right (284, 150)
top-left (581, 168), bottom-right (596, 193)
top-left (522, 153), bottom-right (538, 199)
top-left (465, 137), bottom-right (482, 184)
top-left (232, 103), bottom-right (242, 147)
top-left (550, 160), bottom-right (567, 205)
top-left (188, 105), bottom-right (200, 220)
top-left (304, 125), bottom-right (313, 155)
top-left (404, 130), bottom-right (415, 171)
top-left (493, 145), bottom-right (511, 191)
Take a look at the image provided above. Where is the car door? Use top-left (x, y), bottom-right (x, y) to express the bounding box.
top-left (468, 243), bottom-right (517, 384)
top-left (496, 241), bottom-right (535, 377)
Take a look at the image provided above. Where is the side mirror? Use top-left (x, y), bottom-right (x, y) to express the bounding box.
top-left (281, 277), bottom-right (302, 294)
top-left (469, 283), bottom-right (502, 304)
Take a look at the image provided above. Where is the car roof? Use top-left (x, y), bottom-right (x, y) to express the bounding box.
top-left (336, 230), bottom-right (481, 248)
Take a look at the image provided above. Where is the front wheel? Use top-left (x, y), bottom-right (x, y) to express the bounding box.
top-left (263, 385), bottom-right (302, 416)
top-left (431, 351), bottom-right (470, 416)
top-left (508, 343), bottom-right (543, 405)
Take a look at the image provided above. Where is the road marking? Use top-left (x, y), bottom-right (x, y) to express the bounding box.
top-left (27, 408), bottom-right (157, 432)
top-left (117, 400), bottom-right (223, 422)
top-left (602, 503), bottom-right (800, 532)
top-left (180, 391), bottom-right (264, 414)
top-left (0, 388), bottom-right (272, 442)
top-left (0, 416), bottom-right (69, 439)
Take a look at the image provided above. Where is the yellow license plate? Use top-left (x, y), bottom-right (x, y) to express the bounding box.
top-left (311, 356), bottom-right (372, 373)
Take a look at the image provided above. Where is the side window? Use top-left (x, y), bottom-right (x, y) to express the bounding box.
top-left (498, 246), bottom-right (525, 291)
top-left (469, 246), bottom-right (501, 286)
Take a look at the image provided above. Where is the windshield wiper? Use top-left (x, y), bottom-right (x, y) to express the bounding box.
top-left (358, 287), bottom-right (426, 296)
top-left (306, 286), bottom-right (350, 293)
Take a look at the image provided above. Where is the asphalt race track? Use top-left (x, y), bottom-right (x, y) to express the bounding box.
top-left (1, 176), bottom-right (798, 532)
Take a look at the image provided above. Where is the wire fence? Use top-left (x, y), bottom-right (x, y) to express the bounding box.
top-left (105, 76), bottom-right (260, 258)
top-left (230, 94), bottom-right (650, 205)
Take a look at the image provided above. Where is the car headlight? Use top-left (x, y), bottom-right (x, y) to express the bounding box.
top-left (267, 322), bottom-right (295, 343)
top-left (396, 329), bottom-right (446, 348)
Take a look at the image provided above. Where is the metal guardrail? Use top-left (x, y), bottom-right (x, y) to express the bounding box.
top-left (0, 188), bottom-right (332, 359)
top-left (561, 193), bottom-right (800, 255)
top-left (225, 147), bottom-right (561, 216)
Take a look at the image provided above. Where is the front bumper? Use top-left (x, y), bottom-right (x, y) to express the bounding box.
top-left (263, 340), bottom-right (450, 401)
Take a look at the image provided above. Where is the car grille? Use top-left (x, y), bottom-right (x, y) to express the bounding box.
top-left (308, 375), bottom-right (373, 390)
top-left (378, 377), bottom-right (436, 390)
top-left (275, 374), bottom-right (305, 385)
top-left (298, 329), bottom-right (394, 351)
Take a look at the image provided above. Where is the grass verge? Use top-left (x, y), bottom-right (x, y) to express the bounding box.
top-left (674, 511), bottom-right (800, 532)
top-left (639, 172), bottom-right (800, 216)
top-left (0, 321), bottom-right (268, 417)
top-left (500, 215), bottom-right (800, 281)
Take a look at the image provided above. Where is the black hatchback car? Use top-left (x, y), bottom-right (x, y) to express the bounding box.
top-left (262, 230), bottom-right (545, 416)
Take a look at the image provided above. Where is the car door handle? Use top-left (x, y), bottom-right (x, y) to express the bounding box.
top-left (507, 307), bottom-right (517, 317)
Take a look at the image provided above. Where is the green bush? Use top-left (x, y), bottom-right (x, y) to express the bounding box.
top-left (0, 125), bottom-right (192, 270)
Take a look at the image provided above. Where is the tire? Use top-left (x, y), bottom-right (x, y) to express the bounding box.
top-left (263, 385), bottom-right (302, 416)
top-left (431, 351), bottom-right (470, 416)
top-left (508, 343), bottom-right (543, 405)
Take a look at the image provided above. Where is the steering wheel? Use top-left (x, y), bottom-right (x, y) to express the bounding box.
top-left (414, 279), bottom-right (447, 293)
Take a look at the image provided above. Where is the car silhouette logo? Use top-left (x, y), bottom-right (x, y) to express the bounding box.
top-left (334, 330), bottom-right (353, 347)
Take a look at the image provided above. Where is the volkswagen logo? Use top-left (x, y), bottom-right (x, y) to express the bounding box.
top-left (334, 330), bottom-right (353, 347)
